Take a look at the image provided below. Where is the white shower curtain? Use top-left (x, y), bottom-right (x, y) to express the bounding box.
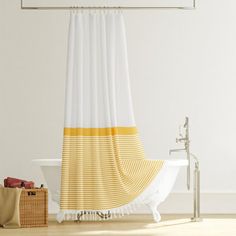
top-left (65, 11), bottom-right (135, 128)
top-left (58, 11), bottom-right (165, 223)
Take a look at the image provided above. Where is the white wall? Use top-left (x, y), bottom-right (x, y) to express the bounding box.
top-left (0, 0), bottom-right (236, 213)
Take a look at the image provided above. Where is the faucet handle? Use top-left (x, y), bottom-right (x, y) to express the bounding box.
top-left (176, 137), bottom-right (188, 143)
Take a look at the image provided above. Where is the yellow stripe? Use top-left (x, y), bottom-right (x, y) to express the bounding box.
top-left (60, 134), bottom-right (164, 210)
top-left (64, 127), bottom-right (137, 136)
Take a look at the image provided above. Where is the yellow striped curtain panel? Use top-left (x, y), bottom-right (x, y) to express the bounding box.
top-left (57, 11), bottom-right (164, 222)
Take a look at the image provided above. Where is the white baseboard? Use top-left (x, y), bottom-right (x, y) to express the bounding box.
top-left (48, 192), bottom-right (236, 214)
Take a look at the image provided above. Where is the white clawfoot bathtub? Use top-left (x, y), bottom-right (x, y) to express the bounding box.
top-left (33, 159), bottom-right (188, 222)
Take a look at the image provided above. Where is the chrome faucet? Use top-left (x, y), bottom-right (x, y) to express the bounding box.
top-left (169, 117), bottom-right (201, 222)
top-left (169, 117), bottom-right (190, 189)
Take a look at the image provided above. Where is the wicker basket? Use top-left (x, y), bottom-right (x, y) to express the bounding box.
top-left (19, 188), bottom-right (48, 227)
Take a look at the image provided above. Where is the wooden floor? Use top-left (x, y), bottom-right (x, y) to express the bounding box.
top-left (1, 214), bottom-right (236, 236)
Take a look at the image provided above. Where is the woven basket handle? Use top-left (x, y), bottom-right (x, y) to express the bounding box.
top-left (27, 191), bottom-right (36, 196)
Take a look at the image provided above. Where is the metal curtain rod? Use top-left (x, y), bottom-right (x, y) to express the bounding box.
top-left (21, 0), bottom-right (196, 10)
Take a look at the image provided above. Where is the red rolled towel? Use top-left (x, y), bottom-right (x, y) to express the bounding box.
top-left (4, 177), bottom-right (34, 189)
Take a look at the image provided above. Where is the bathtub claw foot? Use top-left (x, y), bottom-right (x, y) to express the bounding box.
top-left (152, 210), bottom-right (161, 222)
top-left (75, 212), bottom-right (85, 222)
top-left (96, 211), bottom-right (111, 220)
